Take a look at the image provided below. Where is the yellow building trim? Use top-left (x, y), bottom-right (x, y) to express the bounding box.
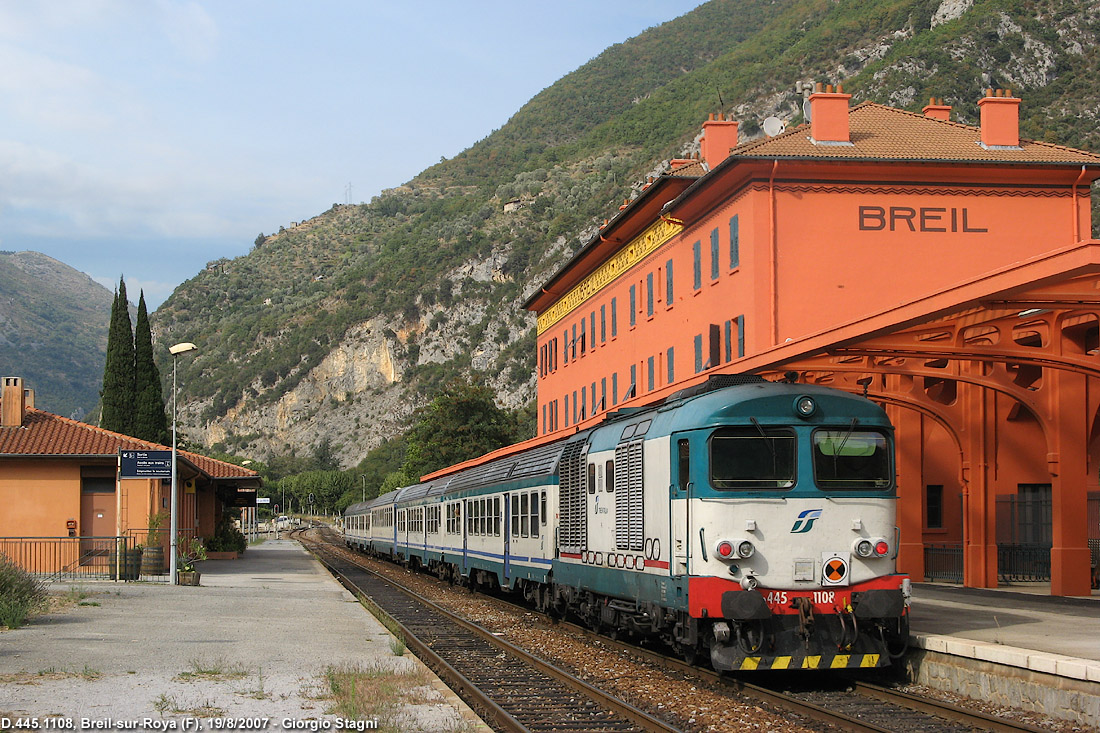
top-left (536, 217), bottom-right (683, 335)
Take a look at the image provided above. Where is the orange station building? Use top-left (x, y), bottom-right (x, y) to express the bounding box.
top-left (0, 376), bottom-right (260, 572)
top-left (522, 87), bottom-right (1100, 597)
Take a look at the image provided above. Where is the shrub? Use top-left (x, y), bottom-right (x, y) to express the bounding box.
top-left (0, 555), bottom-right (48, 629)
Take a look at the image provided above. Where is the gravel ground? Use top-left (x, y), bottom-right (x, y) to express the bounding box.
top-left (327, 540), bottom-right (1098, 733)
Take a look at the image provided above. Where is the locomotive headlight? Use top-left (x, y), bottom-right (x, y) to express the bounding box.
top-left (873, 538), bottom-right (890, 557)
top-left (716, 539), bottom-right (754, 560)
top-left (854, 539), bottom-right (874, 558)
top-left (794, 395), bottom-right (817, 418)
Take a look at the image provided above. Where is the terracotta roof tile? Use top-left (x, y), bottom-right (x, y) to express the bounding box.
top-left (731, 102), bottom-right (1100, 164)
top-left (0, 408), bottom-right (257, 481)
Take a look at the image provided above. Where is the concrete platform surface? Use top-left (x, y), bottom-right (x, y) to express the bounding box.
top-left (0, 538), bottom-right (487, 731)
top-left (909, 582), bottom-right (1100, 683)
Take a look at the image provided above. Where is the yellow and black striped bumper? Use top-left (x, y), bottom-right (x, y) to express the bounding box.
top-left (735, 652), bottom-right (884, 671)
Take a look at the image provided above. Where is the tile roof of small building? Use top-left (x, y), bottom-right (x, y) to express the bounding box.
top-left (0, 408), bottom-right (256, 480)
top-left (729, 102), bottom-right (1100, 164)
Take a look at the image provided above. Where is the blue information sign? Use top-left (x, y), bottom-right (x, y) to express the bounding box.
top-left (119, 449), bottom-right (173, 479)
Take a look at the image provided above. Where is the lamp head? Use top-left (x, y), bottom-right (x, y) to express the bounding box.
top-left (169, 342), bottom-right (198, 356)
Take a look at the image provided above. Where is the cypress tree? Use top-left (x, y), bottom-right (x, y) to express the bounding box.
top-left (100, 277), bottom-right (135, 434)
top-left (133, 290), bottom-right (169, 445)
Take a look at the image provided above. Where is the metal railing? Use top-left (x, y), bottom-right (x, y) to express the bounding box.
top-left (0, 536), bottom-right (136, 582)
top-left (0, 534), bottom-right (190, 583)
top-left (923, 543), bottom-right (963, 583)
top-left (997, 543), bottom-right (1050, 582)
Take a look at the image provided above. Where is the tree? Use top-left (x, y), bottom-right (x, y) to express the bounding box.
top-left (132, 290), bottom-right (169, 444)
top-left (401, 380), bottom-right (519, 479)
top-left (100, 277), bottom-right (135, 434)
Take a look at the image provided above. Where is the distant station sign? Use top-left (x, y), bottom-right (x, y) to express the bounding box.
top-left (119, 449), bottom-right (173, 479)
top-left (256, 497), bottom-right (271, 504)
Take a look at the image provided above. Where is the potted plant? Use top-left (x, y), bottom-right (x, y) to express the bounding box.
top-left (140, 511), bottom-right (168, 575)
top-left (176, 535), bottom-right (206, 586)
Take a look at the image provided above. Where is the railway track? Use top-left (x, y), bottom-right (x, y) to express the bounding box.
top-left (298, 528), bottom-right (1053, 733)
top-left (293, 528), bottom-right (682, 733)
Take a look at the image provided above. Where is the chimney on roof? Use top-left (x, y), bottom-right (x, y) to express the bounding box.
top-left (2, 376), bottom-right (26, 428)
top-left (922, 97), bottom-right (951, 121)
top-left (700, 112), bottom-right (739, 169)
top-left (809, 82), bottom-right (852, 145)
top-left (978, 88), bottom-right (1021, 148)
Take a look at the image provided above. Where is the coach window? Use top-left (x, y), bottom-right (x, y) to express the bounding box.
top-left (530, 492), bottom-right (540, 537)
top-left (605, 459), bottom-right (615, 493)
top-left (495, 496), bottom-right (502, 536)
top-left (520, 493), bottom-right (530, 537)
top-left (710, 427), bottom-right (796, 490)
top-left (588, 462), bottom-right (596, 494)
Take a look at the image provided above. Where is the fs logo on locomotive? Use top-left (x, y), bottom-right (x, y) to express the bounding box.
top-left (790, 509), bottom-right (823, 533)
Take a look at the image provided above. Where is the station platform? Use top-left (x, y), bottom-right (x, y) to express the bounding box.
top-left (0, 538), bottom-right (488, 730)
top-left (908, 582), bottom-right (1100, 725)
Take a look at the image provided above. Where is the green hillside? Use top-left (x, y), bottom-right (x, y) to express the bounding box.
top-left (152, 0), bottom-right (1100, 464)
top-left (0, 251), bottom-right (114, 418)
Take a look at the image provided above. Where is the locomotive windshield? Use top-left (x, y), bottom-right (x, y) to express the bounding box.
top-left (813, 428), bottom-right (892, 489)
top-left (709, 426), bottom-right (795, 489)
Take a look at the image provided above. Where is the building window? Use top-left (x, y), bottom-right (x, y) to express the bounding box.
top-left (667, 347), bottom-right (675, 383)
top-left (564, 393), bottom-right (570, 427)
top-left (694, 334), bottom-right (703, 374)
top-left (730, 214), bottom-right (740, 269)
top-left (724, 320), bottom-right (732, 363)
top-left (563, 330), bottom-right (569, 364)
top-left (581, 387), bottom-right (587, 420)
top-left (710, 228), bottom-right (719, 280)
top-left (646, 273), bottom-right (654, 317)
top-left (665, 258), bottom-right (674, 305)
top-left (693, 240), bottom-right (701, 290)
top-left (573, 390), bottom-right (578, 424)
top-left (579, 319), bottom-right (586, 354)
top-left (600, 305), bottom-right (607, 343)
top-left (612, 372), bottom-right (619, 405)
top-left (926, 485), bottom-right (944, 529)
top-left (572, 324), bottom-right (577, 359)
top-left (647, 356), bottom-right (654, 391)
top-left (600, 377), bottom-right (607, 412)
top-left (590, 312), bottom-right (596, 350)
top-left (629, 285), bottom-right (636, 327)
top-left (736, 314), bottom-right (745, 357)
top-left (611, 298), bottom-right (618, 337)
top-left (630, 364), bottom-right (637, 398)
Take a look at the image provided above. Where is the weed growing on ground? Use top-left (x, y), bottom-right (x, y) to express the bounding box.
top-left (0, 556), bottom-right (48, 629)
top-left (154, 694), bottom-right (224, 717)
top-left (322, 661), bottom-right (468, 732)
top-left (175, 657), bottom-right (249, 681)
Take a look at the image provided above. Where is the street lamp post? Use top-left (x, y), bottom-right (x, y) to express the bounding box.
top-left (169, 342), bottom-right (198, 586)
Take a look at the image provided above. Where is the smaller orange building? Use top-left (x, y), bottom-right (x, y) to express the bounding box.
top-left (0, 376), bottom-right (259, 573)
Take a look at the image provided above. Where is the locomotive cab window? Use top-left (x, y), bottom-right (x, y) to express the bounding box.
top-left (709, 426), bottom-right (796, 489)
top-left (813, 428), bottom-right (892, 489)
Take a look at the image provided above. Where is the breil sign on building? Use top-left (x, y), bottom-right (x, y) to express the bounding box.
top-left (858, 205), bottom-right (988, 233)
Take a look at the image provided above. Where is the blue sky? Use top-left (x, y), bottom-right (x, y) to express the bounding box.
top-left (0, 1), bottom-right (704, 308)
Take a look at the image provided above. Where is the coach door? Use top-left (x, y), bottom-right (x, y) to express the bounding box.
top-left (462, 498), bottom-right (469, 574)
top-left (503, 493), bottom-right (512, 581)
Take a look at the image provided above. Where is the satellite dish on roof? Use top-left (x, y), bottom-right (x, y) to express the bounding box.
top-left (802, 98), bottom-right (812, 122)
top-left (762, 116), bottom-right (785, 137)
